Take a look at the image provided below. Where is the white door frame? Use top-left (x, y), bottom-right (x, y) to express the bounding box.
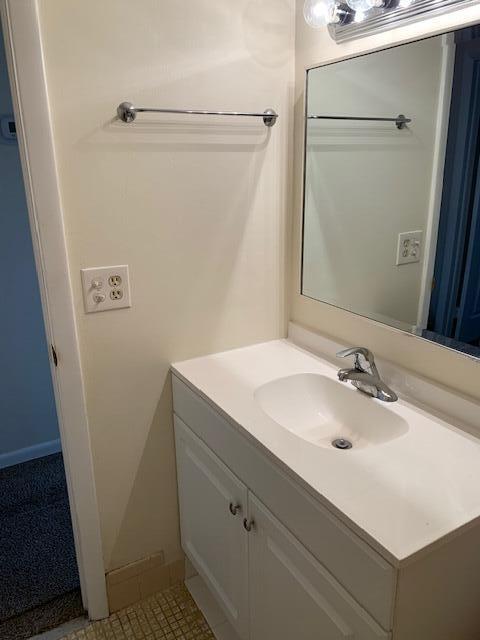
top-left (0, 0), bottom-right (108, 620)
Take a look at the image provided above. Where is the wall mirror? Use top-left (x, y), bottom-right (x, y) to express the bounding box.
top-left (302, 25), bottom-right (480, 359)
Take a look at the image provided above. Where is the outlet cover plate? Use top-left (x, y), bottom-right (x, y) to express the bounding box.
top-left (81, 265), bottom-right (132, 313)
top-left (396, 230), bottom-right (423, 266)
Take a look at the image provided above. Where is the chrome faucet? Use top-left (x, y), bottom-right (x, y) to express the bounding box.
top-left (336, 347), bottom-right (398, 403)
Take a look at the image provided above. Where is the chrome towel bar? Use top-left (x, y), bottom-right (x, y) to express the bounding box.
top-left (307, 114), bottom-right (411, 130)
top-left (117, 102), bottom-right (279, 128)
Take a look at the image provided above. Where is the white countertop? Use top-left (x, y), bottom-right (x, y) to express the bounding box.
top-left (172, 339), bottom-right (480, 565)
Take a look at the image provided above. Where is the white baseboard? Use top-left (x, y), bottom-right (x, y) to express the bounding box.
top-left (0, 438), bottom-right (62, 469)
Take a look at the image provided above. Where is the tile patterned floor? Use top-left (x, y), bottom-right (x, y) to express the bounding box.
top-left (61, 584), bottom-right (215, 640)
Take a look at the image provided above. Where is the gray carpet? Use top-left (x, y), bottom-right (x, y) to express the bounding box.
top-left (0, 453), bottom-right (81, 623)
top-left (0, 589), bottom-right (84, 640)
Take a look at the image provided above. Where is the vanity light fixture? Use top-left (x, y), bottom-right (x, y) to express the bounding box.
top-left (303, 0), bottom-right (343, 27)
top-left (304, 0), bottom-right (478, 42)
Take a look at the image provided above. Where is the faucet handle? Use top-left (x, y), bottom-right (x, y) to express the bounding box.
top-left (336, 347), bottom-right (377, 374)
top-left (337, 346), bottom-right (375, 363)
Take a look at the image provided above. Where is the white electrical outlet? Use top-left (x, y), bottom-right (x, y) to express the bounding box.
top-left (396, 231), bottom-right (423, 266)
top-left (81, 265), bottom-right (131, 313)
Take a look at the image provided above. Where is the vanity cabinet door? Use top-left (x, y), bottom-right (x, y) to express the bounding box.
top-left (174, 417), bottom-right (249, 640)
top-left (248, 495), bottom-right (390, 640)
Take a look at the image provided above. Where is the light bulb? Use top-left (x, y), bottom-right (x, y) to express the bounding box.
top-left (354, 9), bottom-right (366, 22)
top-left (398, 0), bottom-right (414, 6)
top-left (346, 0), bottom-right (377, 11)
top-left (304, 0), bottom-right (339, 27)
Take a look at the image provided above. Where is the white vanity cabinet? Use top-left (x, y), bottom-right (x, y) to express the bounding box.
top-left (175, 416), bottom-right (389, 640)
top-left (172, 340), bottom-right (480, 640)
top-left (173, 376), bottom-right (391, 640)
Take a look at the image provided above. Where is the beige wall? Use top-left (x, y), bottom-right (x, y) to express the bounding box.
top-left (292, 3), bottom-right (480, 401)
top-left (36, 0), bottom-right (480, 577)
top-left (38, 0), bottom-right (294, 572)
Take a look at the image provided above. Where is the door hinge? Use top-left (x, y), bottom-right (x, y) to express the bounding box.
top-left (431, 276), bottom-right (436, 291)
top-left (51, 344), bottom-right (58, 367)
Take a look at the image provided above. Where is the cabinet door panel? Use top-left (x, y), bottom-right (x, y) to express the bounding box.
top-left (248, 495), bottom-right (390, 640)
top-left (174, 417), bottom-right (249, 640)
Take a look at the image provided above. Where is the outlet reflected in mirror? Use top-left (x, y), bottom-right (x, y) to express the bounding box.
top-left (302, 25), bottom-right (480, 359)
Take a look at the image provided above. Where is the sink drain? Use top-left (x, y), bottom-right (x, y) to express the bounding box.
top-left (332, 438), bottom-right (353, 450)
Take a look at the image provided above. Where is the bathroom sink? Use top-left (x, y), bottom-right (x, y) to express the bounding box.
top-left (254, 373), bottom-right (408, 450)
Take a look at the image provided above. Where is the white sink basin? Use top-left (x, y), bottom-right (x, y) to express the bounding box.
top-left (254, 373), bottom-right (408, 450)
top-left (174, 338), bottom-right (480, 561)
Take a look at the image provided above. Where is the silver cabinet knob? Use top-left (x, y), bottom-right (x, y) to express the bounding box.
top-left (243, 518), bottom-right (254, 532)
top-left (229, 502), bottom-right (241, 516)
